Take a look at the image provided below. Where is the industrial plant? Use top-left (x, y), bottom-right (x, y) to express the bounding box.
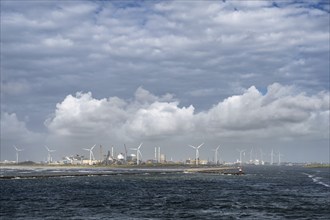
top-left (2, 143), bottom-right (292, 167)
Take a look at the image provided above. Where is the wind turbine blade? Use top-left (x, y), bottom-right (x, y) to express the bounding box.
top-left (197, 143), bottom-right (204, 149)
top-left (15, 146), bottom-right (24, 151)
top-left (130, 148), bottom-right (137, 150)
top-left (90, 144), bottom-right (96, 150)
top-left (188, 145), bottom-right (196, 149)
top-left (138, 143), bottom-right (143, 149)
top-left (83, 148), bottom-right (90, 151)
top-left (216, 145), bottom-right (220, 150)
top-left (13, 145), bottom-right (18, 151)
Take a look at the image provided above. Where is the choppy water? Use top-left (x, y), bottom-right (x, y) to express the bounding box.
top-left (0, 166), bottom-right (329, 219)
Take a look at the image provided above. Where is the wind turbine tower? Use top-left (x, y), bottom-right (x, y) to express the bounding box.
top-left (130, 143), bottom-right (143, 165)
top-left (260, 149), bottom-right (265, 165)
top-left (212, 145), bottom-right (220, 165)
top-left (13, 146), bottom-right (23, 164)
top-left (278, 152), bottom-right (283, 166)
top-left (188, 143), bottom-right (204, 166)
top-left (45, 146), bottom-right (56, 164)
top-left (83, 144), bottom-right (96, 165)
top-left (124, 144), bottom-right (128, 162)
top-left (237, 149), bottom-right (245, 165)
top-left (270, 149), bottom-right (274, 165)
top-left (249, 147), bottom-right (254, 164)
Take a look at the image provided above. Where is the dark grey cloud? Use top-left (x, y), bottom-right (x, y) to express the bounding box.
top-left (1, 0), bottom-right (329, 162)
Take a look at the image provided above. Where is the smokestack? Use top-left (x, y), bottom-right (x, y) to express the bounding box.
top-left (154, 147), bottom-right (157, 162)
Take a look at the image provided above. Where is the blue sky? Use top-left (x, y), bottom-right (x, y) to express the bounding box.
top-left (1, 0), bottom-right (329, 163)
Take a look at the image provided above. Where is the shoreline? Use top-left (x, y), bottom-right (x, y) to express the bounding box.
top-left (0, 163), bottom-right (237, 170)
top-left (0, 165), bottom-right (242, 179)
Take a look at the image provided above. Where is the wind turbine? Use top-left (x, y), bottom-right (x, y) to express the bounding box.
top-left (249, 147), bottom-right (254, 164)
top-left (83, 144), bottom-right (96, 165)
top-left (130, 143), bottom-right (143, 165)
top-left (270, 149), bottom-right (274, 165)
top-left (45, 146), bottom-right (56, 164)
top-left (278, 152), bottom-right (284, 166)
top-left (124, 144), bottom-right (128, 162)
top-left (259, 149), bottom-right (265, 165)
top-left (13, 145), bottom-right (23, 164)
top-left (237, 149), bottom-right (245, 165)
top-left (212, 145), bottom-right (220, 165)
top-left (188, 143), bottom-right (204, 166)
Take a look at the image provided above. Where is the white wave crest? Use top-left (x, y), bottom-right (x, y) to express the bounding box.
top-left (303, 173), bottom-right (330, 188)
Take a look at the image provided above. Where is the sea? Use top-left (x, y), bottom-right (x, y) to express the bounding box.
top-left (0, 165), bottom-right (329, 219)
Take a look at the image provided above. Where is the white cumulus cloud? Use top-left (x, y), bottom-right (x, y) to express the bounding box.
top-left (1, 112), bottom-right (40, 142)
top-left (197, 83), bottom-right (329, 139)
top-left (0, 112), bottom-right (44, 161)
top-left (45, 83), bottom-right (329, 143)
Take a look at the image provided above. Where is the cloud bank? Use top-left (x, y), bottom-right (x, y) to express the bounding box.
top-left (45, 83), bottom-right (329, 143)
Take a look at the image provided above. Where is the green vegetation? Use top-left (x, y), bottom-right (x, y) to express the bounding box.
top-left (304, 163), bottom-right (330, 168)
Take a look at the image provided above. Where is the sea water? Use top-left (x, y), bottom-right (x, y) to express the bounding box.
top-left (0, 166), bottom-right (329, 219)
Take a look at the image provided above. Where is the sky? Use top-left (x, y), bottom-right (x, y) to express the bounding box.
top-left (1, 0), bottom-right (329, 163)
